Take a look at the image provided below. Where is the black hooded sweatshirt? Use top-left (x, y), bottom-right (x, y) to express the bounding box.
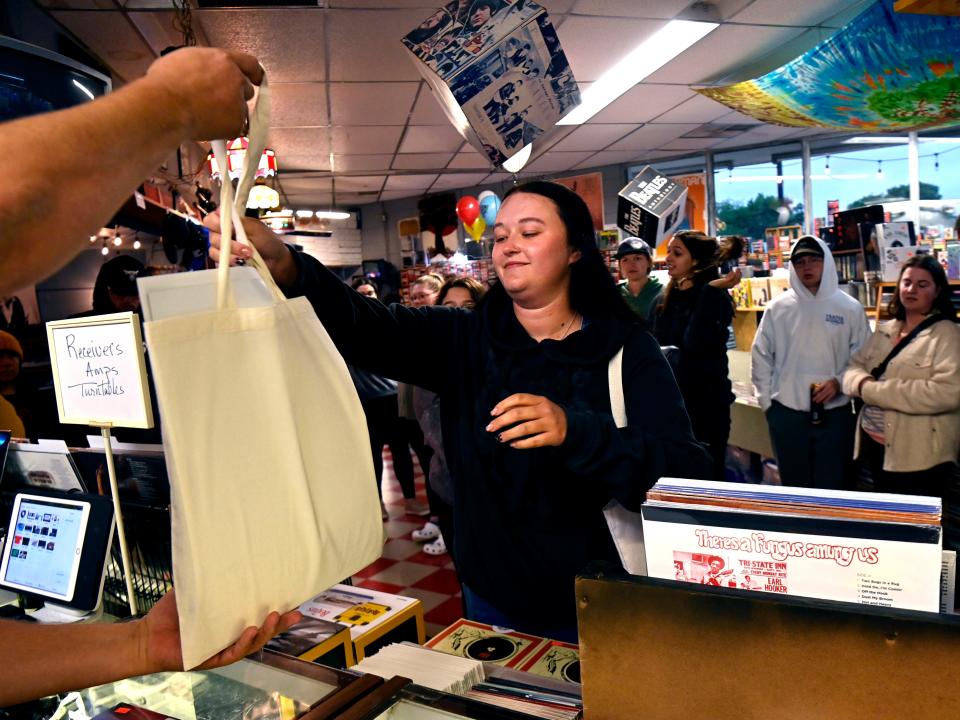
top-left (289, 252), bottom-right (711, 630)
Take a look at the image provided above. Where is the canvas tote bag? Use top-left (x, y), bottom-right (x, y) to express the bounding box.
top-left (144, 74), bottom-right (382, 669)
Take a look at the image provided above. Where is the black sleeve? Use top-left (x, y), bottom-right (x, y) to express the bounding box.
top-left (284, 249), bottom-right (458, 393)
top-left (556, 329), bottom-right (712, 510)
top-left (682, 285), bottom-right (733, 355)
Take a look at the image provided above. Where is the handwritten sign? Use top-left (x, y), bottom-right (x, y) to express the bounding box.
top-left (46, 312), bottom-right (154, 428)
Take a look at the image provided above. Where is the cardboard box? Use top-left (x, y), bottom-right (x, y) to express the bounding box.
top-left (616, 167), bottom-right (688, 247)
top-left (402, 1), bottom-right (579, 166)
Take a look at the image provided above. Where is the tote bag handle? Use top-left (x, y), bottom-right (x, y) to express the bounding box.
top-left (210, 71), bottom-right (286, 310)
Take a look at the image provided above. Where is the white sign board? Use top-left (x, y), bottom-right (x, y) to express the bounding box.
top-left (46, 312), bottom-right (154, 428)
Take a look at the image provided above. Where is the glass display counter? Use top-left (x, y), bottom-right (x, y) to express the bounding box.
top-left (37, 650), bottom-right (374, 720)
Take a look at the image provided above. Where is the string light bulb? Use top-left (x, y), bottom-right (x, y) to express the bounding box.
top-left (824, 155), bottom-right (831, 176)
top-left (935, 153), bottom-right (940, 171)
top-left (101, 245), bottom-right (109, 256)
top-left (133, 240), bottom-right (142, 250)
top-left (876, 160), bottom-right (884, 180)
top-left (112, 236), bottom-right (122, 247)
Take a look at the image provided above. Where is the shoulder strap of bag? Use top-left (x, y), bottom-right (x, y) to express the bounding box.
top-left (603, 345), bottom-right (647, 576)
top-left (870, 314), bottom-right (946, 379)
top-left (608, 346), bottom-right (627, 429)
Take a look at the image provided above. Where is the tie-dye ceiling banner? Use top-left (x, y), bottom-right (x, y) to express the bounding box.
top-left (696, 1), bottom-right (960, 131)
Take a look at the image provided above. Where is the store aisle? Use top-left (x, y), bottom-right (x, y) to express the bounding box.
top-left (352, 447), bottom-right (464, 639)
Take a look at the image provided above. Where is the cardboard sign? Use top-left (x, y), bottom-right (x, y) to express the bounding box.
top-left (616, 166), bottom-right (688, 247)
top-left (403, 0), bottom-right (579, 166)
top-left (46, 312), bottom-right (153, 428)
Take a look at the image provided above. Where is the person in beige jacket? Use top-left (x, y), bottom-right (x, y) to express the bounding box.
top-left (843, 255), bottom-right (960, 499)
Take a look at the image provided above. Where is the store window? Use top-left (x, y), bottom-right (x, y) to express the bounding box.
top-left (713, 157), bottom-right (803, 244)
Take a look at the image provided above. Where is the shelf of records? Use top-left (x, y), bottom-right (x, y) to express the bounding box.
top-left (399, 259), bottom-right (495, 304)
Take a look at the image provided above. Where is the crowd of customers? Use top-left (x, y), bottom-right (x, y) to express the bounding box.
top-left (2, 181), bottom-right (958, 639)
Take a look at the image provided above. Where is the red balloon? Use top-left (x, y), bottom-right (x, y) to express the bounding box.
top-left (456, 195), bottom-right (480, 225)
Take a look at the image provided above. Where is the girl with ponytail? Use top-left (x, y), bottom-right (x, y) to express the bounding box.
top-left (653, 231), bottom-right (745, 481)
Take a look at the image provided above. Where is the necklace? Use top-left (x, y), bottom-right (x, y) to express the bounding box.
top-left (558, 312), bottom-right (582, 340)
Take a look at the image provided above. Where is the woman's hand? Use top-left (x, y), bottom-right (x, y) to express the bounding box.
top-left (487, 393), bottom-right (568, 449)
top-left (857, 376), bottom-right (875, 398)
top-left (204, 211), bottom-right (298, 288)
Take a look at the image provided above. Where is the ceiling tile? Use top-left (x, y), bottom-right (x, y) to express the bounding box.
top-left (646, 23), bottom-right (807, 85)
top-left (332, 154), bottom-right (396, 172)
top-left (284, 192), bottom-right (333, 206)
top-left (556, 16), bottom-right (667, 82)
top-left (650, 93), bottom-right (732, 124)
top-left (128, 11), bottom-right (182, 55)
top-left (35, 0), bottom-right (103, 7)
top-left (268, 128), bottom-right (331, 170)
top-left (525, 152), bottom-right (594, 173)
top-left (550, 124), bottom-right (637, 152)
top-left (590, 84), bottom-right (694, 124)
top-left (731, 0), bottom-right (859, 27)
top-left (447, 149), bottom-right (492, 169)
top-left (278, 177), bottom-right (333, 194)
top-left (336, 193), bottom-right (379, 206)
top-left (607, 124), bottom-right (701, 151)
top-left (429, 173), bottom-right (491, 191)
top-left (571, 150), bottom-right (642, 169)
top-left (51, 11), bottom-right (153, 83)
top-left (384, 174), bottom-right (439, 190)
top-left (392, 153), bottom-right (456, 170)
top-left (409, 83), bottom-right (455, 125)
top-left (330, 83), bottom-right (419, 126)
top-left (659, 137), bottom-right (723, 151)
top-left (374, 191), bottom-right (415, 202)
top-left (399, 125), bottom-right (464, 154)
top-left (197, 9), bottom-right (326, 83)
top-left (568, 1), bottom-right (689, 19)
top-left (336, 176), bottom-right (387, 192)
top-left (714, 109), bottom-right (766, 127)
top-left (331, 126), bottom-right (404, 155)
top-left (271, 83), bottom-right (329, 127)
top-left (327, 9), bottom-right (427, 81)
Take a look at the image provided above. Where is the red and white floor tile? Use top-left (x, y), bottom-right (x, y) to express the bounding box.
top-left (351, 448), bottom-right (464, 639)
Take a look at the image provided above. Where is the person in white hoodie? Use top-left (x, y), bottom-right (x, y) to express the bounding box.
top-left (751, 236), bottom-right (869, 489)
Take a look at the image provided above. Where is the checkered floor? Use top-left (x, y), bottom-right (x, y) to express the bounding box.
top-left (351, 448), bottom-right (464, 639)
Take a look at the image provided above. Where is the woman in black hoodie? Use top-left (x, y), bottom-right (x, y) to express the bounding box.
top-left (207, 181), bottom-right (710, 641)
top-left (653, 231), bottom-right (744, 482)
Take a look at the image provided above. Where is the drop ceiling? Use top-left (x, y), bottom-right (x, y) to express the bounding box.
top-left (33, 0), bottom-right (869, 207)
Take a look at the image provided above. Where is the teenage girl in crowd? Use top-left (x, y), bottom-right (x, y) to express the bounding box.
top-left (844, 255), bottom-right (960, 503)
top-left (412, 277), bottom-right (486, 560)
top-left (207, 181), bottom-right (710, 641)
top-left (653, 231), bottom-right (744, 481)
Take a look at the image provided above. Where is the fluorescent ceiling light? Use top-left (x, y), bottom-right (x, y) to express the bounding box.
top-left (295, 210), bottom-right (315, 218)
top-left (557, 20), bottom-right (718, 126)
top-left (72, 79), bottom-right (94, 100)
top-left (502, 143), bottom-right (533, 173)
top-left (842, 136), bottom-right (909, 144)
top-left (316, 210), bottom-right (351, 220)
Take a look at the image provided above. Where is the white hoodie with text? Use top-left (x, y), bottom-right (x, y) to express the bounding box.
top-left (751, 237), bottom-right (870, 412)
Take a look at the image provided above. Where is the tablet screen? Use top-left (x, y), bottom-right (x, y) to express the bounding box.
top-left (2, 495), bottom-right (88, 601)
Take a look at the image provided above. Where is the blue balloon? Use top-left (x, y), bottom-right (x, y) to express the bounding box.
top-left (479, 194), bottom-right (501, 226)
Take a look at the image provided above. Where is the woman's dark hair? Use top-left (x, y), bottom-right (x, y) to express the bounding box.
top-left (657, 231), bottom-right (744, 315)
top-left (438, 276), bottom-right (486, 306)
top-left (351, 277), bottom-right (379, 296)
top-left (92, 255), bottom-right (145, 314)
top-left (887, 254), bottom-right (957, 321)
top-left (487, 181), bottom-right (637, 323)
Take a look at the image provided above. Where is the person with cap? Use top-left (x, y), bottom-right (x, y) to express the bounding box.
top-left (69, 255), bottom-right (146, 318)
top-left (751, 236), bottom-right (869, 490)
top-left (615, 237), bottom-right (663, 323)
top-left (0, 330), bottom-right (26, 437)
